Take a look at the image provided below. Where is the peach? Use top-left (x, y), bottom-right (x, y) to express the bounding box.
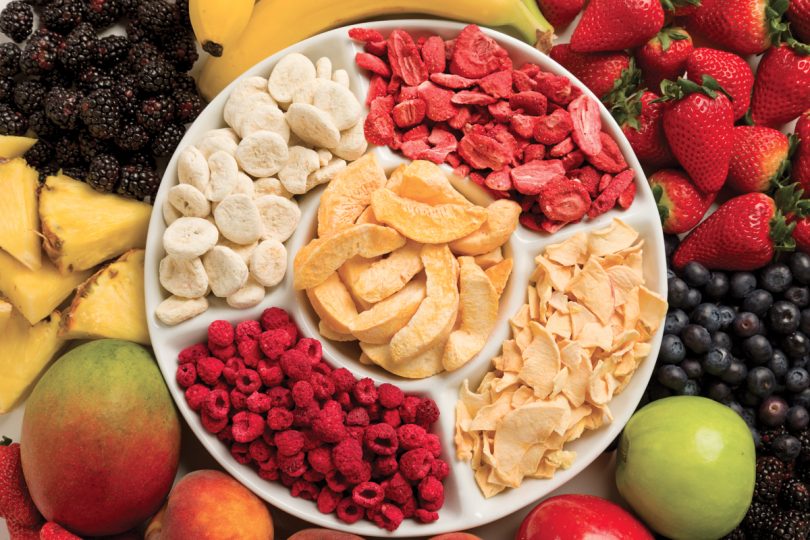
top-left (145, 470), bottom-right (273, 540)
top-left (288, 529), bottom-right (364, 540)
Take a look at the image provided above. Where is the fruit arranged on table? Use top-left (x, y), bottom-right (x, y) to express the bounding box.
top-left (0, 157), bottom-right (40, 270)
top-left (353, 24), bottom-right (638, 233)
top-left (299, 156), bottom-right (517, 378)
top-left (616, 396), bottom-right (755, 539)
top-left (145, 469), bottom-right (274, 540)
top-left (516, 494), bottom-right (652, 540)
top-left (456, 220), bottom-right (667, 496)
top-left (570, 0), bottom-right (664, 53)
top-left (174, 308), bottom-right (448, 531)
top-left (649, 169), bottom-right (716, 235)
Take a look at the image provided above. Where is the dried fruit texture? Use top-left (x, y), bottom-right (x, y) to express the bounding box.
top-left (318, 153), bottom-right (387, 237)
top-left (352, 240), bottom-right (424, 304)
top-left (449, 200), bottom-right (521, 256)
top-left (306, 272), bottom-right (359, 334)
top-left (455, 219), bottom-right (666, 497)
top-left (350, 275), bottom-right (426, 344)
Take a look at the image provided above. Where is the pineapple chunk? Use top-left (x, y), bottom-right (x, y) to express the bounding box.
top-left (0, 248), bottom-right (91, 324)
top-left (61, 249), bottom-right (149, 344)
top-left (0, 298), bottom-right (11, 333)
top-left (0, 136), bottom-right (37, 158)
top-left (40, 173), bottom-right (152, 274)
top-left (0, 307), bottom-right (65, 414)
top-left (0, 158), bottom-right (41, 270)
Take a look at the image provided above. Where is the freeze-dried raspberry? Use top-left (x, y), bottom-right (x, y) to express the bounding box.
top-left (381, 408), bottom-right (402, 428)
top-left (197, 356), bottom-right (224, 385)
top-left (373, 455), bottom-right (398, 478)
top-left (346, 425), bottom-right (365, 442)
top-left (259, 451), bottom-right (279, 472)
top-left (399, 396), bottom-right (421, 424)
top-left (175, 363), bottom-right (196, 388)
top-left (235, 320), bottom-right (262, 342)
top-left (275, 430), bottom-right (305, 456)
top-left (292, 380), bottom-right (315, 408)
top-left (347, 407), bottom-right (370, 427)
top-left (178, 343), bottom-right (208, 364)
top-left (267, 387), bottom-right (293, 409)
top-left (230, 442), bottom-right (251, 465)
top-left (400, 448), bottom-right (434, 481)
top-left (201, 411), bottom-right (228, 434)
top-left (278, 450), bottom-right (307, 477)
top-left (292, 404), bottom-right (320, 428)
top-left (184, 384), bottom-right (209, 411)
top-left (280, 349), bottom-right (312, 380)
top-left (303, 469), bottom-right (325, 483)
top-left (300, 428), bottom-right (320, 451)
top-left (349, 27), bottom-right (385, 43)
top-left (217, 425), bottom-right (234, 445)
top-left (232, 411), bottom-right (265, 443)
top-left (431, 459), bottom-right (450, 480)
top-left (336, 497), bottom-right (364, 524)
top-left (325, 369), bottom-right (353, 395)
top-left (424, 433), bottom-right (442, 458)
top-left (397, 424), bottom-right (427, 450)
top-left (294, 337), bottom-right (322, 364)
top-left (335, 391), bottom-right (353, 411)
top-left (352, 481), bottom-right (384, 509)
top-left (235, 368), bottom-right (261, 394)
top-left (236, 339), bottom-right (262, 367)
top-left (418, 475), bottom-right (444, 504)
top-left (312, 361), bottom-right (332, 377)
top-left (415, 509), bottom-right (439, 523)
top-left (352, 378), bottom-right (378, 406)
top-left (373, 503), bottom-right (404, 532)
top-left (203, 388), bottom-right (230, 419)
top-left (230, 389), bottom-right (247, 411)
top-left (317, 486), bottom-right (342, 514)
top-left (310, 372), bottom-right (335, 401)
top-left (249, 439), bottom-right (272, 463)
top-left (291, 479), bottom-right (319, 501)
top-left (401, 495), bottom-right (417, 518)
top-left (259, 329), bottom-right (292, 360)
top-left (222, 358), bottom-right (245, 385)
top-left (307, 447), bottom-right (334, 474)
top-left (377, 383), bottom-right (404, 409)
top-left (364, 423), bottom-right (398, 456)
top-left (267, 407), bottom-right (294, 431)
top-left (258, 363), bottom-right (284, 388)
top-left (326, 470), bottom-right (350, 493)
top-left (247, 391), bottom-right (271, 414)
top-left (312, 410), bottom-right (347, 443)
top-left (260, 307), bottom-right (290, 330)
top-left (412, 399), bottom-right (438, 427)
top-left (258, 466), bottom-right (279, 482)
top-left (208, 320), bottom-right (234, 347)
top-left (280, 472), bottom-right (297, 487)
top-left (384, 472), bottom-right (413, 504)
top-left (333, 438), bottom-right (363, 473)
top-left (344, 462), bottom-right (372, 485)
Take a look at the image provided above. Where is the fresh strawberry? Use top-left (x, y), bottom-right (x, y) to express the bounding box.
top-left (788, 0), bottom-right (810, 43)
top-left (6, 520), bottom-right (40, 540)
top-left (685, 47), bottom-right (754, 120)
top-left (611, 90), bottom-right (677, 169)
top-left (0, 438), bottom-right (41, 528)
top-left (636, 27), bottom-right (694, 90)
top-left (535, 0), bottom-right (585, 28)
top-left (686, 0), bottom-right (786, 55)
top-left (659, 76), bottom-right (734, 193)
top-left (650, 169), bottom-right (716, 234)
top-left (793, 216), bottom-right (810, 253)
top-left (795, 110), bottom-right (810, 192)
top-left (570, 0), bottom-right (664, 53)
top-left (549, 44), bottom-right (630, 99)
top-left (39, 523), bottom-right (81, 540)
top-left (751, 42), bottom-right (810, 128)
top-left (726, 126), bottom-right (790, 193)
top-left (661, 0), bottom-right (701, 17)
top-left (673, 185), bottom-right (806, 270)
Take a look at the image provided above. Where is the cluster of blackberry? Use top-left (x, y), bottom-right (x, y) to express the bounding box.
top-left (0, 0), bottom-right (204, 201)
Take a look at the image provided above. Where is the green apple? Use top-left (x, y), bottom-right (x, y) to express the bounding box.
top-left (615, 396), bottom-right (755, 540)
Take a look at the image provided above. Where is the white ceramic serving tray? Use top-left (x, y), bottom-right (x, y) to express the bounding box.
top-left (144, 20), bottom-right (667, 538)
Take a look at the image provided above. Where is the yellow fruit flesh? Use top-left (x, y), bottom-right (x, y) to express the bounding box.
top-left (60, 249), bottom-right (149, 345)
top-left (189, 0), bottom-right (255, 56)
top-left (0, 136), bottom-right (37, 158)
top-left (0, 299), bottom-right (11, 333)
top-left (0, 158), bottom-right (41, 270)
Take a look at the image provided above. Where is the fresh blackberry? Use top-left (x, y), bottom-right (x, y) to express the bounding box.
top-left (720, 528), bottom-right (745, 540)
top-left (22, 0), bottom-right (51, 6)
top-left (0, 104), bottom-right (28, 135)
top-left (41, 0), bottom-right (86, 34)
top-left (19, 29), bottom-right (64, 76)
top-left (781, 478), bottom-right (810, 511)
top-left (136, 94), bottom-right (175, 133)
top-left (744, 501), bottom-right (778, 534)
top-left (173, 89), bottom-right (203, 123)
top-left (0, 77), bottom-right (14, 102)
top-left (78, 130), bottom-right (110, 160)
top-left (113, 75), bottom-right (139, 116)
top-left (135, 58), bottom-right (173, 93)
top-left (124, 18), bottom-right (151, 44)
top-left (55, 135), bottom-right (83, 167)
top-left (13, 79), bottom-right (47, 114)
top-left (798, 429), bottom-right (810, 462)
top-left (117, 0), bottom-right (139, 17)
top-left (0, 43), bottom-right (21, 77)
top-left (762, 426), bottom-right (789, 454)
top-left (124, 151), bottom-right (155, 169)
top-left (79, 89), bottom-right (120, 139)
top-left (136, 1), bottom-right (177, 37)
top-left (151, 122), bottom-right (184, 156)
top-left (77, 65), bottom-right (114, 93)
top-left (114, 120), bottom-right (150, 152)
top-left (0, 1), bottom-right (33, 43)
top-left (40, 67), bottom-right (72, 89)
top-left (756, 456), bottom-right (788, 502)
top-left (84, 0), bottom-right (120, 29)
top-left (23, 139), bottom-right (54, 168)
top-left (769, 510), bottom-right (810, 539)
top-left (95, 35), bottom-right (130, 67)
top-left (86, 153), bottom-right (119, 193)
top-left (45, 86), bottom-right (81, 129)
top-left (171, 73), bottom-right (196, 93)
top-left (62, 164), bottom-right (87, 180)
top-left (160, 31), bottom-right (198, 72)
top-left (37, 161), bottom-right (59, 183)
top-left (117, 164), bottom-right (159, 201)
top-left (28, 110), bottom-right (60, 139)
top-left (174, 0), bottom-right (190, 27)
top-left (58, 23), bottom-right (98, 73)
top-left (127, 41), bottom-right (162, 70)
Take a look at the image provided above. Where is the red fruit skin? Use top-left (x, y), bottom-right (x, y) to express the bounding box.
top-left (650, 169), bottom-right (716, 234)
top-left (0, 443), bottom-right (42, 527)
top-left (550, 44), bottom-right (630, 99)
top-left (727, 126), bottom-right (789, 194)
top-left (686, 0), bottom-right (771, 55)
top-left (793, 217), bottom-right (810, 254)
top-left (663, 92), bottom-right (734, 193)
top-left (535, 0), bottom-right (585, 28)
top-left (516, 494), bottom-right (653, 540)
top-left (621, 92), bottom-right (677, 169)
top-left (570, 0), bottom-right (664, 53)
top-left (795, 111), bottom-right (810, 193)
top-left (6, 520), bottom-right (40, 540)
top-left (39, 522), bottom-right (81, 540)
top-left (685, 47), bottom-right (754, 121)
top-left (673, 192), bottom-right (777, 270)
top-left (636, 28), bottom-right (694, 91)
top-left (750, 44), bottom-right (810, 128)
top-left (788, 0), bottom-right (810, 43)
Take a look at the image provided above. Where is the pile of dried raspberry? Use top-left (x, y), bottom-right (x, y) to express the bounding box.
top-left (352, 24), bottom-right (636, 234)
top-left (175, 308), bottom-right (448, 531)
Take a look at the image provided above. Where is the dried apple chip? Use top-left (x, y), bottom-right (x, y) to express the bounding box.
top-left (352, 240), bottom-right (424, 304)
top-left (474, 247), bottom-right (504, 269)
top-left (317, 153), bottom-right (387, 237)
top-left (449, 199), bottom-right (521, 256)
top-left (306, 272), bottom-right (358, 334)
top-left (350, 275), bottom-right (426, 344)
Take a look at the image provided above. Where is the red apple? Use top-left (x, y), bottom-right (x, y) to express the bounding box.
top-left (516, 495), bottom-right (653, 540)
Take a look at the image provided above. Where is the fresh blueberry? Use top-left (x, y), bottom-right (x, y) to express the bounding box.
top-left (742, 289), bottom-right (773, 317)
top-left (680, 359), bottom-right (702, 379)
top-left (721, 360), bottom-right (748, 386)
top-left (793, 355), bottom-right (809, 370)
top-left (683, 261), bottom-right (710, 288)
top-left (657, 364), bottom-right (688, 391)
top-left (681, 324), bottom-right (712, 354)
top-left (761, 264), bottom-right (793, 294)
top-left (751, 428), bottom-right (762, 449)
top-left (664, 234), bottom-right (679, 259)
top-left (730, 272), bottom-right (757, 298)
top-left (659, 334), bottom-right (686, 364)
top-left (790, 251), bottom-right (810, 285)
top-left (727, 400), bottom-right (744, 416)
top-left (769, 301), bottom-right (801, 334)
top-left (772, 434), bottom-right (802, 462)
top-left (801, 309), bottom-right (810, 334)
top-left (784, 286), bottom-right (810, 308)
top-left (680, 380), bottom-right (701, 396)
top-left (703, 347), bottom-right (732, 375)
top-left (667, 269), bottom-right (676, 280)
top-left (783, 331), bottom-right (810, 359)
top-left (741, 407), bottom-right (757, 427)
top-left (711, 331), bottom-right (733, 351)
top-left (786, 367), bottom-right (810, 393)
top-left (690, 303), bottom-right (722, 332)
top-left (740, 391), bottom-right (762, 407)
top-left (768, 349), bottom-right (790, 378)
top-left (648, 381), bottom-right (673, 401)
top-left (718, 305), bottom-right (736, 329)
top-left (668, 277), bottom-right (689, 308)
top-left (683, 288), bottom-right (702, 311)
top-left (704, 271), bottom-right (730, 299)
top-left (743, 334), bottom-right (773, 365)
top-left (707, 381), bottom-right (732, 402)
top-left (732, 312), bottom-right (761, 338)
top-left (748, 366), bottom-right (777, 398)
top-left (794, 388), bottom-right (810, 409)
top-left (758, 395), bottom-right (789, 427)
top-left (664, 309), bottom-right (689, 335)
top-left (786, 405), bottom-right (809, 431)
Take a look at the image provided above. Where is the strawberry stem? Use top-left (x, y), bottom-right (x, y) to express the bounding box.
top-left (656, 27), bottom-right (689, 52)
top-left (767, 0), bottom-right (793, 46)
top-left (659, 0), bottom-right (700, 13)
top-left (652, 184), bottom-right (670, 223)
top-left (657, 75), bottom-right (732, 102)
top-left (0, 436), bottom-right (10, 446)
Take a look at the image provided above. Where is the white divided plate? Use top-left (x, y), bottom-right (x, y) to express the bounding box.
top-left (144, 19), bottom-right (667, 538)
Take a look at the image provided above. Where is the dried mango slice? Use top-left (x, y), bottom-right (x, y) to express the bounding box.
top-left (350, 275), bottom-right (426, 344)
top-left (485, 258), bottom-right (514, 296)
top-left (449, 199), bottom-right (521, 256)
top-left (352, 239), bottom-right (424, 304)
top-left (317, 153), bottom-right (387, 237)
top-left (399, 160), bottom-right (472, 206)
top-left (360, 341), bottom-right (445, 379)
top-left (389, 243), bottom-right (459, 362)
top-left (306, 272), bottom-right (358, 334)
top-left (371, 188), bottom-right (488, 244)
top-left (293, 224), bottom-right (405, 289)
top-left (443, 257), bottom-right (498, 371)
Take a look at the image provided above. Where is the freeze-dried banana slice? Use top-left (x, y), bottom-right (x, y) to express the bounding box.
top-left (232, 172), bottom-right (255, 197)
top-left (332, 69), bottom-right (350, 88)
top-left (177, 146), bottom-right (210, 193)
top-left (159, 255), bottom-right (209, 299)
top-left (306, 158), bottom-right (346, 192)
top-left (203, 246), bottom-right (249, 297)
top-left (162, 198), bottom-right (181, 226)
top-left (268, 53), bottom-right (316, 104)
top-left (285, 103), bottom-right (341, 149)
top-left (236, 131), bottom-right (289, 178)
top-left (155, 295), bottom-right (209, 325)
top-left (254, 177), bottom-right (293, 199)
top-left (213, 194), bottom-right (263, 245)
top-left (315, 57), bottom-right (332, 79)
top-left (237, 103), bottom-right (290, 141)
top-left (250, 239), bottom-right (287, 287)
top-left (255, 195), bottom-right (301, 243)
top-left (332, 119), bottom-right (368, 162)
top-left (197, 132), bottom-right (238, 159)
top-left (278, 146), bottom-right (320, 195)
top-left (163, 217), bottom-right (219, 259)
top-left (168, 184), bottom-right (210, 218)
top-left (226, 276), bottom-right (266, 309)
top-left (217, 237), bottom-right (258, 265)
top-left (311, 78), bottom-right (362, 131)
top-left (207, 150), bottom-right (239, 201)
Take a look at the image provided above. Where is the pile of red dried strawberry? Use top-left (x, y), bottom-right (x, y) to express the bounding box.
top-left (351, 24), bottom-right (636, 233)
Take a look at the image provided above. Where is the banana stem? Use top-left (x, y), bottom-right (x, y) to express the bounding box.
top-left (516, 0), bottom-right (554, 52)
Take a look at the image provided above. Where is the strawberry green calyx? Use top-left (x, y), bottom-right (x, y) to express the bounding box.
top-left (603, 57), bottom-right (643, 109)
top-left (767, 0), bottom-right (792, 45)
top-left (786, 37), bottom-right (810, 55)
top-left (652, 183), bottom-right (670, 223)
top-left (771, 182), bottom-right (810, 250)
top-left (656, 27), bottom-right (690, 52)
top-left (1, 436), bottom-right (10, 446)
top-left (659, 0), bottom-right (700, 13)
top-left (657, 75), bottom-right (732, 102)
top-left (770, 210), bottom-right (796, 250)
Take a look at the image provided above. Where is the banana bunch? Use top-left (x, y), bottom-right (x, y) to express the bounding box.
top-left (189, 0), bottom-right (255, 57)
top-left (194, 0), bottom-right (554, 101)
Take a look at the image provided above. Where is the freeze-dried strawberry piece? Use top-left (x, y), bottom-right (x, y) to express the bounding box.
top-left (510, 114), bottom-right (539, 140)
top-left (401, 139), bottom-right (431, 160)
top-left (356, 52), bottom-right (391, 78)
top-left (387, 29), bottom-right (428, 86)
top-left (588, 169), bottom-right (635, 218)
top-left (510, 159), bottom-right (566, 195)
top-left (428, 126), bottom-right (458, 149)
top-left (387, 76), bottom-right (402, 96)
top-left (487, 123), bottom-right (519, 162)
top-left (365, 96), bottom-right (395, 145)
top-left (520, 63), bottom-right (541, 78)
top-left (534, 71), bottom-right (576, 105)
top-left (429, 72), bottom-right (478, 89)
top-left (402, 124), bottom-right (429, 142)
top-left (349, 27), bottom-right (385, 43)
top-left (479, 69), bottom-right (513, 98)
top-left (509, 91), bottom-right (548, 115)
top-left (618, 181), bottom-right (636, 209)
top-left (417, 81), bottom-right (457, 122)
top-left (398, 86), bottom-right (419, 102)
top-left (451, 90), bottom-right (497, 106)
top-left (534, 109), bottom-right (573, 145)
top-left (561, 149), bottom-right (585, 171)
top-left (568, 94), bottom-right (602, 157)
top-left (488, 100), bottom-right (513, 122)
top-left (538, 178), bottom-right (591, 223)
top-left (569, 166), bottom-right (601, 197)
top-left (523, 143), bottom-right (546, 162)
top-left (512, 69), bottom-right (536, 92)
top-left (392, 99), bottom-right (427, 128)
top-left (364, 40), bottom-right (388, 57)
top-left (458, 129), bottom-right (511, 170)
top-left (421, 36), bottom-right (446, 74)
top-left (485, 168), bottom-right (513, 191)
top-left (598, 173), bottom-right (613, 193)
top-left (549, 137), bottom-right (575, 157)
top-left (447, 106), bottom-right (472, 130)
top-left (539, 217), bottom-right (566, 234)
top-left (520, 212), bottom-right (543, 232)
top-left (588, 132), bottom-right (628, 173)
top-left (450, 24), bottom-right (511, 78)
top-left (366, 75), bottom-right (388, 107)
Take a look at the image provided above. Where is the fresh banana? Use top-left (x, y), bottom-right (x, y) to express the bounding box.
top-left (189, 0), bottom-right (256, 57)
top-left (197, 0), bottom-right (554, 100)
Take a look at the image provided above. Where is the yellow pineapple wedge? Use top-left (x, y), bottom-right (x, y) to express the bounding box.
top-left (0, 158), bottom-right (41, 270)
top-left (60, 249), bottom-right (149, 344)
top-left (0, 307), bottom-right (65, 414)
top-left (0, 248), bottom-right (91, 324)
top-left (0, 298), bottom-right (11, 333)
top-left (0, 136), bottom-right (37, 158)
top-left (39, 173), bottom-right (152, 274)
